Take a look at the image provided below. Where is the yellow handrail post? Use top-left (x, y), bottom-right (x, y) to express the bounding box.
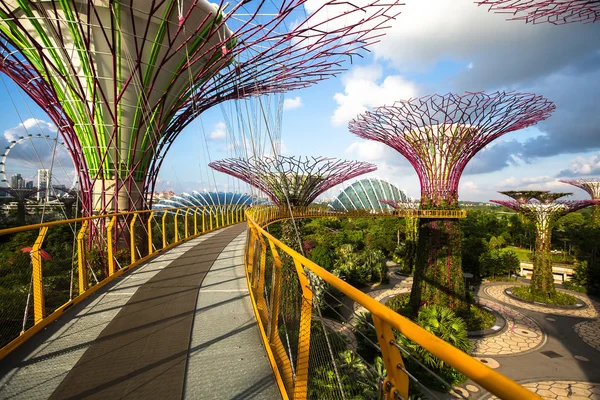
top-left (194, 207), bottom-right (199, 235)
top-left (292, 258), bottom-right (313, 400)
top-left (256, 234), bottom-right (267, 291)
top-left (267, 240), bottom-right (282, 341)
top-left (130, 213), bottom-right (138, 265)
top-left (202, 207), bottom-right (206, 233)
top-left (162, 212), bottom-right (168, 249)
top-left (107, 216), bottom-right (116, 275)
top-left (210, 207), bottom-right (214, 230)
top-left (185, 208), bottom-right (191, 238)
top-left (372, 315), bottom-right (409, 400)
top-left (221, 206), bottom-right (225, 227)
top-left (77, 221), bottom-right (89, 296)
top-left (147, 212), bottom-right (154, 256)
top-left (31, 226), bottom-right (49, 324)
top-left (174, 210), bottom-right (180, 242)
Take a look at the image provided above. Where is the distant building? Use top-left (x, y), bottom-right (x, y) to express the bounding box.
top-left (37, 169), bottom-right (50, 201)
top-left (25, 180), bottom-right (33, 189)
top-left (10, 173), bottom-right (24, 189)
top-left (329, 178), bottom-right (408, 213)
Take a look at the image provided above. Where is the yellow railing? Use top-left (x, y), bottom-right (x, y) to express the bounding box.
top-left (0, 204), bottom-right (246, 359)
top-left (244, 206), bottom-right (537, 400)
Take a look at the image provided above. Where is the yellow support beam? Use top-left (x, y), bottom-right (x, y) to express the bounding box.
top-left (162, 212), bottom-right (168, 249)
top-left (147, 212), bottom-right (154, 256)
top-left (130, 213), bottom-right (138, 265)
top-left (31, 226), bottom-right (49, 324)
top-left (174, 210), bottom-right (180, 243)
top-left (184, 209), bottom-right (191, 238)
top-left (107, 216), bottom-right (116, 275)
top-left (76, 221), bottom-right (89, 296)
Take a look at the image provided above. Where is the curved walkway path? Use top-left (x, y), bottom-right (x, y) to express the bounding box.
top-left (0, 225), bottom-right (280, 400)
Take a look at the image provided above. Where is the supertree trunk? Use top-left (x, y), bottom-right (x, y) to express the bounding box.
top-left (530, 227), bottom-right (555, 295)
top-left (410, 204), bottom-right (465, 312)
top-left (404, 216), bottom-right (419, 273)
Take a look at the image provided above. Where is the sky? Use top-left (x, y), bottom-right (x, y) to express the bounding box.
top-left (0, 0), bottom-right (599, 203)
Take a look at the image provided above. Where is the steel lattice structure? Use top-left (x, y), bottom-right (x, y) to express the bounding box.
top-left (349, 91), bottom-right (554, 311)
top-left (492, 192), bottom-right (593, 294)
top-left (499, 190), bottom-right (549, 203)
top-left (0, 0), bottom-right (402, 216)
top-left (559, 177), bottom-right (600, 222)
top-left (209, 156), bottom-right (377, 207)
top-left (349, 92), bottom-right (555, 207)
top-left (477, 0), bottom-right (600, 24)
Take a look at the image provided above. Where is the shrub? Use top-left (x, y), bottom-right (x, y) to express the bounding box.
top-left (511, 285), bottom-right (578, 305)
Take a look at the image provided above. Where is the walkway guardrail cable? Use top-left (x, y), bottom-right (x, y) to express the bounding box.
top-left (244, 206), bottom-right (539, 400)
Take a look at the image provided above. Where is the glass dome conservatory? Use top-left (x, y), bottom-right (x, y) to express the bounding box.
top-left (329, 178), bottom-right (407, 212)
top-left (153, 191), bottom-right (268, 210)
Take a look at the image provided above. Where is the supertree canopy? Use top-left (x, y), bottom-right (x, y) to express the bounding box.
top-left (559, 178), bottom-right (600, 223)
top-left (349, 91), bottom-right (555, 311)
top-left (499, 190), bottom-right (549, 203)
top-left (0, 0), bottom-right (402, 216)
top-left (209, 156), bottom-right (377, 207)
top-left (492, 192), bottom-right (593, 295)
top-left (476, 0), bottom-right (600, 24)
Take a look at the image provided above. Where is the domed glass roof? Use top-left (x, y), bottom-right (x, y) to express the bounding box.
top-left (153, 191), bottom-right (268, 210)
top-left (329, 179), bottom-right (407, 212)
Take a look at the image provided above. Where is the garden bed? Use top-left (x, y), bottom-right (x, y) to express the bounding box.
top-left (506, 286), bottom-right (586, 309)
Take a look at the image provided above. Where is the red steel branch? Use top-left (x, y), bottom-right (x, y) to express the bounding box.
top-left (209, 156), bottom-right (377, 206)
top-left (476, 0), bottom-right (600, 24)
top-left (349, 92), bottom-right (555, 206)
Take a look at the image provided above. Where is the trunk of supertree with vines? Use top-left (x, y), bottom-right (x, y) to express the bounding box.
top-left (530, 226), bottom-right (556, 296)
top-left (410, 203), bottom-right (465, 313)
top-left (405, 217), bottom-right (419, 274)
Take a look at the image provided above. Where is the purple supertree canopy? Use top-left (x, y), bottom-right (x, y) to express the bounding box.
top-left (349, 92), bottom-right (555, 206)
top-left (0, 0), bottom-right (402, 215)
top-left (559, 178), bottom-right (600, 199)
top-left (209, 156), bottom-right (376, 207)
top-left (476, 0), bottom-right (600, 24)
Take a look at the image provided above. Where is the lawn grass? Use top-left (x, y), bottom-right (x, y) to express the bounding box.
top-left (507, 246), bottom-right (532, 262)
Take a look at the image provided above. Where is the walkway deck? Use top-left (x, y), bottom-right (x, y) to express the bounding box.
top-left (0, 225), bottom-right (281, 400)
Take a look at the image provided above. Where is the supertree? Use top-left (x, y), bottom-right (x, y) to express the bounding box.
top-left (476, 0), bottom-right (600, 24)
top-left (0, 0), bottom-right (402, 224)
top-left (210, 155), bottom-right (376, 251)
top-left (349, 91), bottom-right (555, 311)
top-left (492, 192), bottom-right (593, 295)
top-left (559, 178), bottom-right (600, 223)
top-left (380, 199), bottom-right (419, 274)
top-left (209, 156), bottom-right (377, 208)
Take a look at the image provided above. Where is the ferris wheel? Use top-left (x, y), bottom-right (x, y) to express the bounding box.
top-left (0, 133), bottom-right (78, 193)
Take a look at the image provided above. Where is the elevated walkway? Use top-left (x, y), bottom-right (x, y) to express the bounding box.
top-left (0, 224), bottom-right (280, 400)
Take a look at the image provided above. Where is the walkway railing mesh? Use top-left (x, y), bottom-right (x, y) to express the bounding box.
top-left (245, 206), bottom-right (538, 400)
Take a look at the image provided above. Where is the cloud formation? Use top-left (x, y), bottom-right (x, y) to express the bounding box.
top-left (283, 96), bottom-right (303, 111)
top-left (210, 122), bottom-right (227, 140)
top-left (557, 153), bottom-right (600, 177)
top-left (331, 64), bottom-right (418, 126)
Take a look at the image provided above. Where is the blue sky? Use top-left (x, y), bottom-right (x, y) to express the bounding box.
top-left (1, 0), bottom-right (599, 202)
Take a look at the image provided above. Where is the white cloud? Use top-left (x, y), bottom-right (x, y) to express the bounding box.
top-left (557, 153), bottom-right (600, 177)
top-left (4, 118), bottom-right (57, 142)
top-left (331, 64), bottom-right (418, 126)
top-left (283, 96), bottom-right (303, 111)
top-left (210, 121), bottom-right (227, 140)
top-left (460, 181), bottom-right (480, 195)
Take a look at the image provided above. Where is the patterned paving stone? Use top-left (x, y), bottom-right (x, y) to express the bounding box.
top-left (353, 286), bottom-right (411, 317)
top-left (484, 284), bottom-right (600, 318)
top-left (574, 320), bottom-right (600, 352)
top-left (470, 299), bottom-right (544, 356)
top-left (487, 381), bottom-right (600, 399)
